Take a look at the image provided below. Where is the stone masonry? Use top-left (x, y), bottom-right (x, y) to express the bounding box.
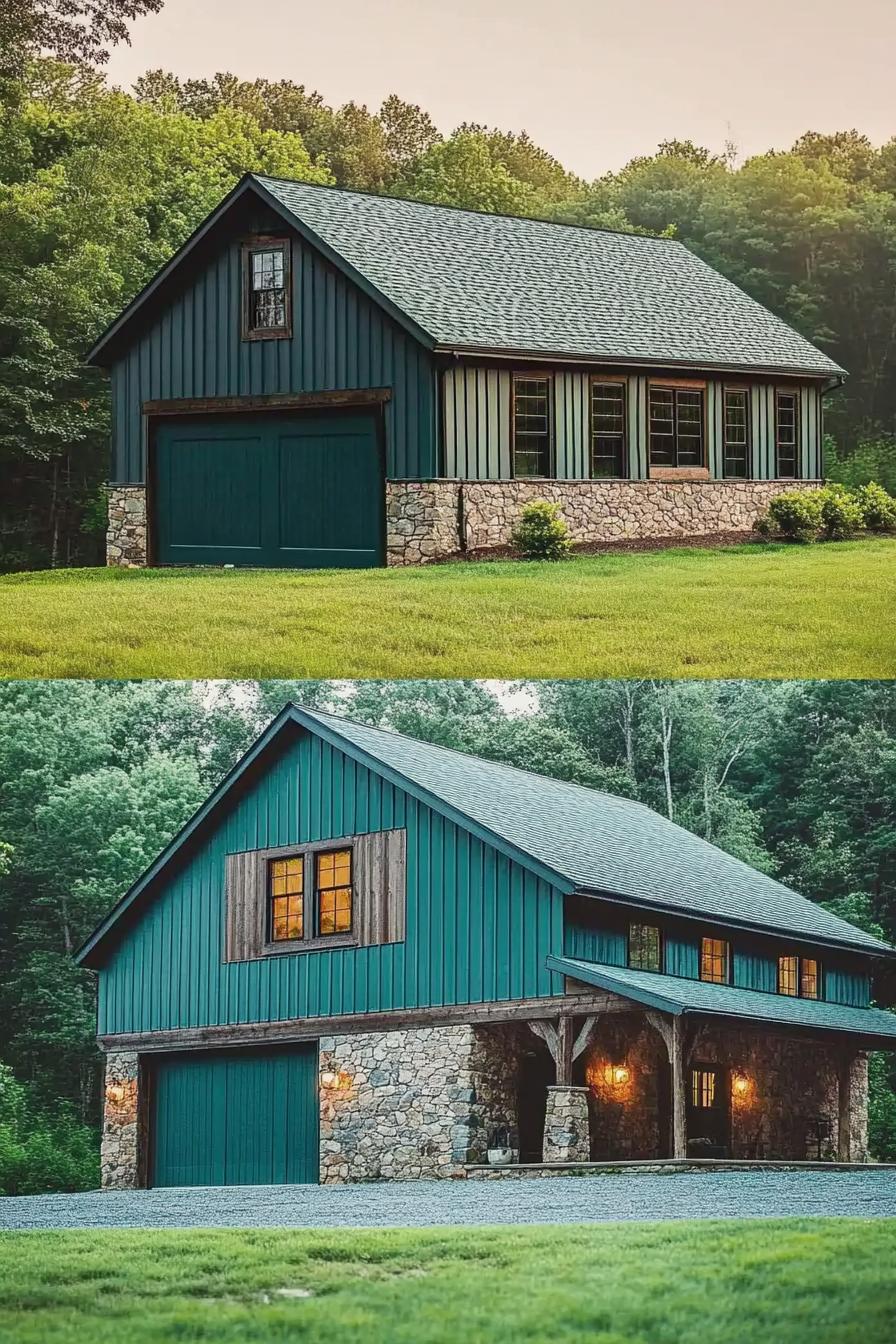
top-left (106, 486), bottom-right (148, 567)
top-left (385, 478), bottom-right (823, 564)
top-left (100, 1051), bottom-right (142, 1189)
top-left (542, 1086), bottom-right (592, 1162)
top-left (319, 1024), bottom-right (520, 1183)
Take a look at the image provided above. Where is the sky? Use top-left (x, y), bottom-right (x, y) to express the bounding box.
top-left (106, 0), bottom-right (895, 179)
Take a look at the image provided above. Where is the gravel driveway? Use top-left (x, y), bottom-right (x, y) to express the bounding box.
top-left (3, 1170), bottom-right (895, 1231)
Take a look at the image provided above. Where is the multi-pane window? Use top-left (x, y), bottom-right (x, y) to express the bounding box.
top-left (649, 387), bottom-right (704, 467)
top-left (691, 1068), bottom-right (717, 1109)
top-left (778, 954), bottom-right (820, 998)
top-left (590, 381), bottom-right (627, 478)
top-left (629, 923), bottom-right (661, 972)
top-left (778, 954), bottom-right (799, 996)
top-left (269, 857), bottom-right (303, 942)
top-left (244, 241), bottom-right (290, 336)
top-left (700, 937), bottom-right (729, 984)
top-left (315, 849), bottom-right (353, 936)
top-left (775, 391), bottom-right (800, 478)
top-left (512, 376), bottom-right (552, 477)
top-left (723, 388), bottom-right (750, 478)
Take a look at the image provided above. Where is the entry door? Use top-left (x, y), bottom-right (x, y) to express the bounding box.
top-left (687, 1064), bottom-right (730, 1154)
top-left (153, 411), bottom-right (384, 568)
top-left (150, 1046), bottom-right (319, 1187)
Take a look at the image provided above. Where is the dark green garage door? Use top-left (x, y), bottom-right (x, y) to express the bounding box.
top-left (150, 1047), bottom-right (319, 1187)
top-left (153, 412), bottom-right (384, 568)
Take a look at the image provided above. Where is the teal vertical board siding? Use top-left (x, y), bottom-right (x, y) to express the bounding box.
top-left (733, 950), bottom-right (777, 994)
top-left (151, 1047), bottom-right (318, 1186)
top-left (826, 968), bottom-right (871, 1007)
top-left (563, 920), bottom-right (627, 966)
top-left (664, 938), bottom-right (699, 979)
top-left (97, 731), bottom-right (567, 1034)
top-left (110, 208), bottom-right (437, 483)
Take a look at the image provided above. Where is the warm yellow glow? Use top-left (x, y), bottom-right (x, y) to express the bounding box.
top-left (732, 1073), bottom-right (750, 1097)
top-left (320, 1070), bottom-right (339, 1089)
top-left (106, 1084), bottom-right (126, 1105)
top-left (605, 1064), bottom-right (630, 1087)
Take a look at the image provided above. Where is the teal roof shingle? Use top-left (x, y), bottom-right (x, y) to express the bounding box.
top-left (256, 175), bottom-right (844, 377)
top-left (551, 955), bottom-right (896, 1042)
top-left (303, 708), bottom-right (891, 956)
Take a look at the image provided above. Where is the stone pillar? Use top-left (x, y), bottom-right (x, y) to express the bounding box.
top-left (106, 485), bottom-right (148, 567)
top-left (838, 1052), bottom-right (869, 1162)
top-left (101, 1051), bottom-right (142, 1190)
top-left (542, 1085), bottom-right (591, 1162)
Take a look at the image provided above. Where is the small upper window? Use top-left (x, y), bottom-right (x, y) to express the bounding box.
top-left (775, 391), bottom-right (800, 478)
top-left (243, 239), bottom-right (291, 339)
top-left (723, 388), bottom-right (750, 478)
top-left (512, 376), bottom-right (552, 478)
top-left (591, 381), bottom-right (627, 478)
top-left (700, 937), bottom-right (729, 984)
top-left (629, 923), bottom-right (661, 972)
top-left (316, 849), bottom-right (353, 936)
top-left (778, 954), bottom-right (820, 998)
top-left (649, 386), bottom-right (704, 468)
top-left (269, 856), bottom-right (304, 942)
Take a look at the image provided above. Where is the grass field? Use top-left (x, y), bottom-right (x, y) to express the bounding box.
top-left (1, 539), bottom-right (894, 680)
top-left (2, 1220), bottom-right (894, 1343)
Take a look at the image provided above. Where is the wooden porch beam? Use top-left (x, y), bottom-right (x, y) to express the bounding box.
top-left (645, 1010), bottom-right (688, 1159)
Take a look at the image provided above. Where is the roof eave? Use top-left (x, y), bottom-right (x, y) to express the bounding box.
top-left (573, 887), bottom-right (895, 960)
top-left (434, 344), bottom-right (846, 382)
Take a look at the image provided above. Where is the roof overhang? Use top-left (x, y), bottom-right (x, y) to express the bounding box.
top-left (435, 345), bottom-right (846, 383)
top-left (549, 955), bottom-right (896, 1048)
top-left (86, 174), bottom-right (436, 368)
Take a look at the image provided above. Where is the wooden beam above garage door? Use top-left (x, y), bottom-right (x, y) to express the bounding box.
top-left (143, 388), bottom-right (392, 416)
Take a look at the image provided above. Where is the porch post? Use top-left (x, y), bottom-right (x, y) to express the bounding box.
top-left (837, 1051), bottom-right (869, 1163)
top-left (645, 1011), bottom-right (688, 1159)
top-left (528, 1014), bottom-right (601, 1162)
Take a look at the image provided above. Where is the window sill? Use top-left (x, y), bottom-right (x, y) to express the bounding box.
top-left (649, 466), bottom-right (711, 482)
top-left (262, 933), bottom-right (358, 957)
top-left (242, 328), bottom-right (293, 343)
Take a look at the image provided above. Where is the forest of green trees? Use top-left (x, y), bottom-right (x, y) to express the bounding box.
top-left (2, 2), bottom-right (896, 569)
top-left (1, 678), bottom-right (895, 1191)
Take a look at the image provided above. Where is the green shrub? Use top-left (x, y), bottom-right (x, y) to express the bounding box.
top-left (0, 1063), bottom-right (99, 1195)
top-left (510, 500), bottom-right (571, 559)
top-left (853, 481), bottom-right (896, 532)
top-left (825, 435), bottom-right (896, 493)
top-left (756, 490), bottom-right (823, 542)
top-left (819, 484), bottom-right (865, 540)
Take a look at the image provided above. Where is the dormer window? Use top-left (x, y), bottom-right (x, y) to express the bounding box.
top-left (242, 238), bottom-right (291, 339)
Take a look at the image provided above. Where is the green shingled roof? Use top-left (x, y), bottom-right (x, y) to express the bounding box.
top-left (255, 175), bottom-right (844, 377)
top-left (550, 956), bottom-right (896, 1043)
top-left (303, 708), bottom-right (891, 956)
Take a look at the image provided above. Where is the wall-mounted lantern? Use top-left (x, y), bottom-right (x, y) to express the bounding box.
top-left (605, 1063), bottom-right (631, 1088)
top-left (732, 1072), bottom-right (750, 1099)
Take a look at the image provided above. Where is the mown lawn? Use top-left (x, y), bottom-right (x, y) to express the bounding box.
top-left (1, 1220), bottom-right (894, 1343)
top-left (1, 539), bottom-right (894, 679)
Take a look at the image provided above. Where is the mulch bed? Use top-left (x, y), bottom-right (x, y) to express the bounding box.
top-left (431, 530), bottom-right (764, 565)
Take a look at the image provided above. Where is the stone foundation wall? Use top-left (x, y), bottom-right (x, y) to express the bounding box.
top-left (107, 486), bottom-right (148, 567)
top-left (318, 1023), bottom-right (519, 1183)
top-left (385, 478), bottom-right (822, 564)
top-left (101, 1051), bottom-right (142, 1189)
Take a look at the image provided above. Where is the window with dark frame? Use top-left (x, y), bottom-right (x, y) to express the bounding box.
top-left (723, 388), bottom-right (750, 478)
top-left (691, 1068), bottom-right (717, 1109)
top-left (778, 954), bottom-right (821, 998)
top-left (775, 391), bottom-right (800, 478)
top-left (243, 240), bottom-right (290, 337)
top-left (700, 937), bottom-right (729, 984)
top-left (269, 856), bottom-right (304, 942)
top-left (590, 380), bottom-right (627, 478)
top-left (315, 849), bottom-right (353, 936)
top-left (649, 386), bottom-right (704, 467)
top-left (628, 923), bottom-right (661, 972)
top-left (512, 376), bottom-right (552, 477)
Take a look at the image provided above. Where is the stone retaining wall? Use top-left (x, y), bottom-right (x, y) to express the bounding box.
top-left (385, 478), bottom-right (823, 564)
top-left (319, 1024), bottom-right (520, 1183)
top-left (107, 486), bottom-right (148, 567)
top-left (101, 1051), bottom-right (142, 1189)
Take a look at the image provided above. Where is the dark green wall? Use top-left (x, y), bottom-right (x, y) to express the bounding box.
top-left (97, 729), bottom-right (566, 1034)
top-left (109, 203), bottom-right (438, 483)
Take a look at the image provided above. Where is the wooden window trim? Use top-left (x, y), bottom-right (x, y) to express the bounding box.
top-left (511, 371), bottom-right (554, 479)
top-left (648, 381), bottom-right (707, 474)
top-left (722, 385), bottom-right (752, 480)
top-left (589, 375), bottom-right (628, 479)
top-left (261, 838), bottom-right (357, 954)
top-left (775, 388), bottom-right (801, 480)
top-left (241, 236), bottom-right (292, 342)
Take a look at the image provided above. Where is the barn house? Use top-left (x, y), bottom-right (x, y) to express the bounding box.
top-left (86, 175), bottom-right (845, 569)
top-left (77, 706), bottom-right (896, 1189)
